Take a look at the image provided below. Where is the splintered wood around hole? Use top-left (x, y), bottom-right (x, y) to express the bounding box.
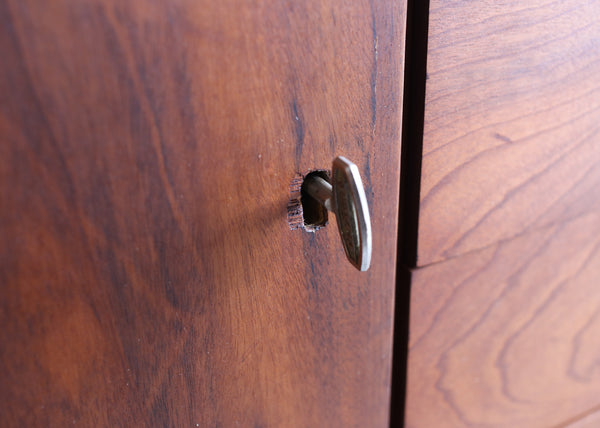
top-left (287, 170), bottom-right (330, 232)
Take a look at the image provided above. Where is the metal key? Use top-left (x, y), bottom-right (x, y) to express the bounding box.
top-left (303, 156), bottom-right (372, 271)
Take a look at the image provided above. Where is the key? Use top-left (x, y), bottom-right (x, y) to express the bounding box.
top-left (303, 156), bottom-right (372, 271)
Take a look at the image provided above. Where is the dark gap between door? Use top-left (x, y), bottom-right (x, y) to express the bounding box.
top-left (389, 0), bottom-right (430, 426)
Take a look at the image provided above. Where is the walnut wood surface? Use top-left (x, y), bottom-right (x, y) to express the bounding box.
top-left (416, 0), bottom-right (600, 266)
top-left (406, 211), bottom-right (600, 427)
top-left (0, 1), bottom-right (405, 426)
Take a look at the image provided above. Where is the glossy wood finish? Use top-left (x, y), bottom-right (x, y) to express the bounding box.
top-left (416, 0), bottom-right (600, 266)
top-left (0, 1), bottom-right (405, 426)
top-left (406, 211), bottom-right (600, 427)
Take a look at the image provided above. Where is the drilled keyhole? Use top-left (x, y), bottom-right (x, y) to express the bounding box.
top-left (301, 170), bottom-right (330, 229)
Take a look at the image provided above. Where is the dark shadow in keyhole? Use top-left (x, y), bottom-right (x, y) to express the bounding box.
top-left (300, 170), bottom-right (330, 229)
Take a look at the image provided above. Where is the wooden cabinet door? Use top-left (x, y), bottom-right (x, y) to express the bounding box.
top-left (0, 1), bottom-right (406, 426)
top-left (415, 0), bottom-right (600, 267)
top-left (407, 213), bottom-right (600, 427)
top-left (405, 0), bottom-right (600, 427)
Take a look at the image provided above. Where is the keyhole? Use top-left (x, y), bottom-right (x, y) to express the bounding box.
top-left (301, 170), bottom-right (330, 229)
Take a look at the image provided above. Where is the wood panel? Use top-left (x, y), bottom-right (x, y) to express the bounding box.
top-left (416, 0), bottom-right (600, 266)
top-left (406, 211), bottom-right (600, 427)
top-left (0, 1), bottom-right (405, 426)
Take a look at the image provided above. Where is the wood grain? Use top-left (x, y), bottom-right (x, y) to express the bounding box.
top-left (0, 1), bottom-right (405, 426)
top-left (416, 0), bottom-right (600, 266)
top-left (406, 211), bottom-right (600, 427)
